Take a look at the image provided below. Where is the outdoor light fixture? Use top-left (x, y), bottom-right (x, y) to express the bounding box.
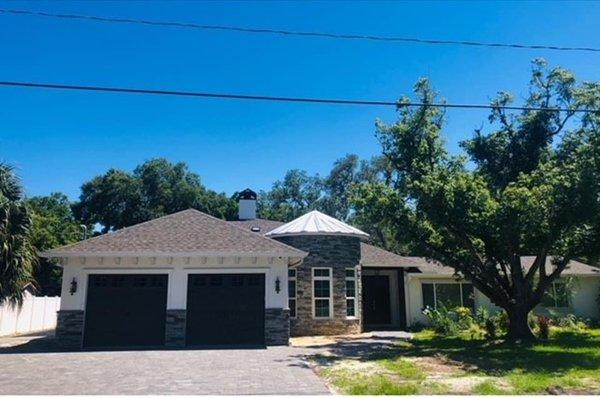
top-left (275, 276), bottom-right (281, 293)
top-left (69, 277), bottom-right (78, 295)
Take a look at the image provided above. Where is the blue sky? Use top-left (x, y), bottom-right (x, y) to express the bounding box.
top-left (1, 0), bottom-right (600, 200)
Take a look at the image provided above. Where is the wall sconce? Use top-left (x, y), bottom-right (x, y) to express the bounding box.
top-left (275, 277), bottom-right (281, 294)
top-left (69, 278), bottom-right (78, 295)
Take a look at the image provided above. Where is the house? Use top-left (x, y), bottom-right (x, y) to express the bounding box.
top-left (43, 189), bottom-right (600, 349)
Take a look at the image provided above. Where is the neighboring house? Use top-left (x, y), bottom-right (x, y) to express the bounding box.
top-left (43, 188), bottom-right (600, 349)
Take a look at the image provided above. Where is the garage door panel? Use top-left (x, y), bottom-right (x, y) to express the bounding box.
top-left (186, 273), bottom-right (265, 346)
top-left (83, 274), bottom-right (168, 348)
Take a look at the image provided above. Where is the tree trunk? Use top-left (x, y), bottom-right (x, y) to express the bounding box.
top-left (506, 305), bottom-right (536, 342)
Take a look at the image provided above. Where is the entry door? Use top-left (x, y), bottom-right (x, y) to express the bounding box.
top-left (186, 273), bottom-right (265, 346)
top-left (362, 275), bottom-right (391, 325)
top-left (83, 274), bottom-right (168, 348)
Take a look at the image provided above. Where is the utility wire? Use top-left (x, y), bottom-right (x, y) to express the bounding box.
top-left (1, 80), bottom-right (598, 113)
top-left (2, 8), bottom-right (600, 53)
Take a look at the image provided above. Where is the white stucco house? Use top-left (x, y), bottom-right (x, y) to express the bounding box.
top-left (43, 189), bottom-right (600, 349)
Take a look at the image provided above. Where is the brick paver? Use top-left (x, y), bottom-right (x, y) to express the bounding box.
top-left (0, 338), bottom-right (330, 395)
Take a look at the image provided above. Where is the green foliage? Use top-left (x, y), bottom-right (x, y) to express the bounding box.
top-left (257, 169), bottom-right (322, 222)
top-left (373, 59), bottom-right (600, 340)
top-left (0, 163), bottom-right (36, 304)
top-left (74, 158), bottom-right (236, 232)
top-left (25, 193), bottom-right (85, 295)
top-left (422, 304), bottom-right (459, 335)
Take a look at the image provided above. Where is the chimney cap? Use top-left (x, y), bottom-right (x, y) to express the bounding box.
top-left (237, 188), bottom-right (257, 201)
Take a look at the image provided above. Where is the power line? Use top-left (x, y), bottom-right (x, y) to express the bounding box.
top-left (2, 8), bottom-right (600, 53)
top-left (1, 80), bottom-right (598, 113)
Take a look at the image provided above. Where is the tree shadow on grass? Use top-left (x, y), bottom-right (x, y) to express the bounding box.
top-left (401, 329), bottom-right (600, 375)
top-left (302, 329), bottom-right (600, 376)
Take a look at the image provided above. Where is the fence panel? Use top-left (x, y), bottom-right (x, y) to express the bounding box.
top-left (0, 295), bottom-right (61, 336)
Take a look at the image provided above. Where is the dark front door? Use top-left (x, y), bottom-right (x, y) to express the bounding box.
top-left (83, 274), bottom-right (168, 348)
top-left (186, 273), bottom-right (265, 346)
top-left (362, 275), bottom-right (391, 325)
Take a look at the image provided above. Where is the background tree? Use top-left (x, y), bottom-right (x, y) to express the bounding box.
top-left (257, 169), bottom-right (323, 222)
top-left (373, 60), bottom-right (600, 340)
top-left (74, 158), bottom-right (236, 232)
top-left (0, 164), bottom-right (36, 304)
top-left (26, 193), bottom-right (87, 295)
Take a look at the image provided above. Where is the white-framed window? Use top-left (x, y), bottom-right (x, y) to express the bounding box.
top-left (288, 269), bottom-right (297, 318)
top-left (541, 282), bottom-right (570, 308)
top-left (312, 267), bottom-right (332, 319)
top-left (422, 282), bottom-right (474, 310)
top-left (345, 268), bottom-right (357, 318)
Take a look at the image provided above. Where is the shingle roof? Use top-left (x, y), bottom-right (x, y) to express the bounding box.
top-left (409, 256), bottom-right (599, 276)
top-left (228, 219), bottom-right (285, 234)
top-left (265, 210), bottom-right (369, 240)
top-left (360, 243), bottom-right (422, 268)
top-left (42, 209), bottom-right (307, 258)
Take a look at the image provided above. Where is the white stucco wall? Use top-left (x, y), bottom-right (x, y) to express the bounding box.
top-left (406, 274), bottom-right (600, 327)
top-left (58, 255), bottom-right (290, 312)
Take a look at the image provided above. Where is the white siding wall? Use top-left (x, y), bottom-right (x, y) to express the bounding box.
top-left (0, 294), bottom-right (61, 336)
top-left (406, 275), bottom-right (599, 327)
top-left (59, 255), bottom-right (290, 311)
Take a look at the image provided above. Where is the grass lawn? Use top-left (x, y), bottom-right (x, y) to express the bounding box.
top-left (310, 327), bottom-right (600, 395)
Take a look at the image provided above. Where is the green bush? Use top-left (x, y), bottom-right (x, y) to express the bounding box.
top-left (547, 312), bottom-right (589, 331)
top-left (423, 305), bottom-right (459, 335)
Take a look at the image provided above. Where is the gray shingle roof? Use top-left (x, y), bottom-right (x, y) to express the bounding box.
top-left (43, 209), bottom-right (306, 258)
top-left (360, 243), bottom-right (422, 268)
top-left (409, 256), bottom-right (599, 276)
top-left (228, 219), bottom-right (285, 234)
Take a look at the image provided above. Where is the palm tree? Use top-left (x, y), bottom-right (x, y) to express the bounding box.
top-left (0, 163), bottom-right (36, 304)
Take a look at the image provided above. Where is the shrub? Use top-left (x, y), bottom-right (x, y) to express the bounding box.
top-left (422, 305), bottom-right (458, 335)
top-left (547, 312), bottom-right (589, 330)
top-left (474, 306), bottom-right (490, 325)
top-left (455, 306), bottom-right (475, 329)
top-left (537, 315), bottom-right (550, 339)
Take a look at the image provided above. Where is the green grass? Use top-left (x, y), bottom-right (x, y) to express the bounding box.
top-left (313, 327), bottom-right (600, 395)
top-left (378, 358), bottom-right (425, 380)
top-left (408, 327), bottom-right (600, 393)
top-left (472, 380), bottom-right (508, 395)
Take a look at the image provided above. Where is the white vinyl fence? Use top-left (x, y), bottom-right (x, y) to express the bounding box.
top-left (0, 295), bottom-right (61, 336)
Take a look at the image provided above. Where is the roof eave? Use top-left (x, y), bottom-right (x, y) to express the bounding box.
top-left (265, 231), bottom-right (370, 240)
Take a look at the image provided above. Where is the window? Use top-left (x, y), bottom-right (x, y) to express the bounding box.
top-left (422, 282), bottom-right (475, 310)
top-left (288, 269), bottom-right (297, 318)
top-left (313, 268), bottom-right (332, 318)
top-left (345, 268), bottom-right (357, 318)
top-left (542, 282), bottom-right (570, 308)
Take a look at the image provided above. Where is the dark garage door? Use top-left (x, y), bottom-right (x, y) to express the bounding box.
top-left (83, 274), bottom-right (168, 348)
top-left (186, 273), bottom-right (265, 346)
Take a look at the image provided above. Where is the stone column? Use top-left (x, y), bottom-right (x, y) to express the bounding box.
top-left (56, 310), bottom-right (84, 349)
top-left (265, 308), bottom-right (290, 345)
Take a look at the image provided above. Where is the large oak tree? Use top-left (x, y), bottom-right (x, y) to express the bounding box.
top-left (367, 60), bottom-right (600, 340)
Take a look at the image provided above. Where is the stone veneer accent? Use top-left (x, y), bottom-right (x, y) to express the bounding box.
top-left (265, 308), bottom-right (290, 345)
top-left (274, 235), bottom-right (362, 336)
top-left (165, 310), bottom-right (186, 347)
top-left (55, 310), bottom-right (84, 348)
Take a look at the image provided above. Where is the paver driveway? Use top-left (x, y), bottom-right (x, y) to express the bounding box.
top-left (0, 335), bottom-right (330, 395)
